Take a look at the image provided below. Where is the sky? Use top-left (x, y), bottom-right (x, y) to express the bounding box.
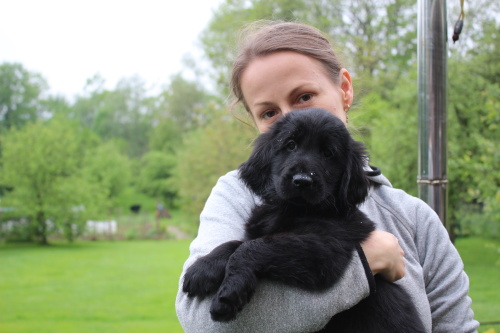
top-left (1, 0), bottom-right (223, 100)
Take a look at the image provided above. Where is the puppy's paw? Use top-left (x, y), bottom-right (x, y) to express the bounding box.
top-left (182, 258), bottom-right (225, 299)
top-left (209, 272), bottom-right (257, 321)
top-left (210, 294), bottom-right (240, 322)
top-left (183, 241), bottom-right (243, 299)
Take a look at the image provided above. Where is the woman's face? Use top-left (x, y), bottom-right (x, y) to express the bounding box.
top-left (240, 51), bottom-right (353, 133)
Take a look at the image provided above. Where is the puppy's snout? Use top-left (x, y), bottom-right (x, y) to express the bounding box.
top-left (292, 173), bottom-right (313, 187)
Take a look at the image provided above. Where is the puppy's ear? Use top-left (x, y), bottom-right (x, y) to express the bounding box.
top-left (239, 132), bottom-right (274, 196)
top-left (339, 140), bottom-right (370, 211)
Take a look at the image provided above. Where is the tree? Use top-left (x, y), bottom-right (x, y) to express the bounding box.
top-left (70, 75), bottom-right (153, 158)
top-left (200, 0), bottom-right (418, 96)
top-left (200, 0), bottom-right (310, 95)
top-left (352, 69), bottom-right (419, 197)
top-left (82, 141), bottom-right (132, 210)
top-left (171, 103), bottom-right (256, 222)
top-left (136, 151), bottom-right (177, 207)
top-left (446, 19), bottom-right (500, 238)
top-left (137, 73), bottom-right (213, 207)
top-left (148, 116), bottom-right (183, 153)
top-left (0, 116), bottom-right (108, 244)
top-left (155, 73), bottom-right (211, 133)
top-left (0, 62), bottom-right (48, 133)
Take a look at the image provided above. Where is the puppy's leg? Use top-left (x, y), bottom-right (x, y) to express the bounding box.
top-left (209, 241), bottom-right (260, 322)
top-left (183, 240), bottom-right (243, 299)
top-left (325, 276), bottom-right (426, 333)
top-left (210, 234), bottom-right (354, 321)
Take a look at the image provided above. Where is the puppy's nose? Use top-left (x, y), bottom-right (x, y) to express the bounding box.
top-left (292, 173), bottom-right (313, 187)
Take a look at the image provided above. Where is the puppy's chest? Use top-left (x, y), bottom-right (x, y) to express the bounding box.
top-left (245, 204), bottom-right (348, 239)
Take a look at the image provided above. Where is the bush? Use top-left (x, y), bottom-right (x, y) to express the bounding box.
top-left (454, 195), bottom-right (500, 240)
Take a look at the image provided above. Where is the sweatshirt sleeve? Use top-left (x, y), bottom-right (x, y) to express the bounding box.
top-left (175, 171), bottom-right (371, 333)
top-left (415, 201), bottom-right (479, 333)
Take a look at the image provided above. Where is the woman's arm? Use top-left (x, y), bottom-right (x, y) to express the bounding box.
top-left (415, 202), bottom-right (479, 332)
top-left (176, 171), bottom-right (374, 333)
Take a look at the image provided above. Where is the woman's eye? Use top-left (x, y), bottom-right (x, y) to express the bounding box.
top-left (298, 93), bottom-right (313, 103)
top-left (262, 110), bottom-right (279, 119)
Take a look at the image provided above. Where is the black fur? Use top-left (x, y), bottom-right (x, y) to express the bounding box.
top-left (183, 108), bottom-right (425, 332)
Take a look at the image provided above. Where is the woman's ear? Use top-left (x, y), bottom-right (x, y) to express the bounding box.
top-left (238, 132), bottom-right (274, 196)
top-left (339, 69), bottom-right (354, 108)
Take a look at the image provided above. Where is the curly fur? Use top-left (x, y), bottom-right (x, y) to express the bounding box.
top-left (183, 108), bottom-right (425, 332)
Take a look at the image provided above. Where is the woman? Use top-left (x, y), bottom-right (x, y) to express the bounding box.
top-left (176, 21), bottom-right (478, 333)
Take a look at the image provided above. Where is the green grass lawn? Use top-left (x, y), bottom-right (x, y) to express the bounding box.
top-left (0, 240), bottom-right (190, 333)
top-left (0, 237), bottom-right (498, 333)
top-left (455, 237), bottom-right (500, 332)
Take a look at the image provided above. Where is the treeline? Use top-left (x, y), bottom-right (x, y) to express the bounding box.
top-left (0, 0), bottom-right (498, 244)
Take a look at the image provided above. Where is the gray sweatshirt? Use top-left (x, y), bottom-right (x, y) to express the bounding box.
top-left (176, 169), bottom-right (479, 332)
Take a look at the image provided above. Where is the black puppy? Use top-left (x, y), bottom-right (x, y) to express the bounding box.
top-left (183, 108), bottom-right (425, 332)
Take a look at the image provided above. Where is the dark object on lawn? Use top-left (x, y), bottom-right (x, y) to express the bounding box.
top-left (130, 204), bottom-right (141, 214)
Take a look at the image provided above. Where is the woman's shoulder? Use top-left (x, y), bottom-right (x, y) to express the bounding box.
top-left (194, 170), bottom-right (259, 254)
top-left (369, 183), bottom-right (427, 211)
top-left (204, 169), bottom-right (260, 214)
top-left (214, 169), bottom-right (253, 197)
top-left (362, 181), bottom-right (440, 236)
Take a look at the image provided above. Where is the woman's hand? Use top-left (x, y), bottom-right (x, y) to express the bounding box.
top-left (361, 230), bottom-right (405, 282)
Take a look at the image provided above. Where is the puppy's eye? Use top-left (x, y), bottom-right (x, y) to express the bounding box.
top-left (286, 140), bottom-right (297, 151)
top-left (323, 149), bottom-right (333, 158)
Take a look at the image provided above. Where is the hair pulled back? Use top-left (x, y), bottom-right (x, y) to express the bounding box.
top-left (230, 21), bottom-right (344, 111)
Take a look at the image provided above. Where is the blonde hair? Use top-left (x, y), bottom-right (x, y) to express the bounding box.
top-left (230, 21), bottom-right (344, 112)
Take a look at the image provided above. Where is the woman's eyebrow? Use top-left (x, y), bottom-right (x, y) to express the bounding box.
top-left (289, 84), bottom-right (310, 97)
top-left (253, 101), bottom-right (275, 108)
top-left (252, 83), bottom-right (314, 108)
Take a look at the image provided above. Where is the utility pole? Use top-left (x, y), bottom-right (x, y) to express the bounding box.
top-left (417, 0), bottom-right (450, 236)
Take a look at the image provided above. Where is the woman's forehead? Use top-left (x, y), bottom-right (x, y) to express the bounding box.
top-left (241, 52), bottom-right (330, 101)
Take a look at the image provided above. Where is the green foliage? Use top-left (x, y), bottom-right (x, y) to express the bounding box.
top-left (138, 73), bottom-right (212, 208)
top-left (200, 0), bottom-right (312, 94)
top-left (69, 75), bottom-right (153, 158)
top-left (201, 0), bottom-right (418, 96)
top-left (136, 151), bottom-right (177, 206)
top-left (455, 201), bottom-right (499, 239)
top-left (113, 186), bottom-right (157, 214)
top-left (171, 103), bottom-right (256, 222)
top-left (82, 141), bottom-right (132, 208)
top-left (41, 95), bottom-right (72, 118)
top-left (148, 117), bottom-right (182, 153)
top-left (0, 62), bottom-right (48, 134)
top-left (155, 73), bottom-right (211, 133)
top-left (353, 69), bottom-right (419, 196)
top-left (447, 20), bottom-right (500, 238)
top-left (0, 116), bottom-right (111, 244)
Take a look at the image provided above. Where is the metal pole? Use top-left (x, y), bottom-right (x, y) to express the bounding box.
top-left (417, 0), bottom-right (449, 234)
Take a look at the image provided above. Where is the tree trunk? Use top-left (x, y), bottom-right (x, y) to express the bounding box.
top-left (35, 211), bottom-right (49, 245)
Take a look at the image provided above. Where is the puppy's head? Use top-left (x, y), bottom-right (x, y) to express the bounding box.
top-left (239, 108), bottom-right (370, 213)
